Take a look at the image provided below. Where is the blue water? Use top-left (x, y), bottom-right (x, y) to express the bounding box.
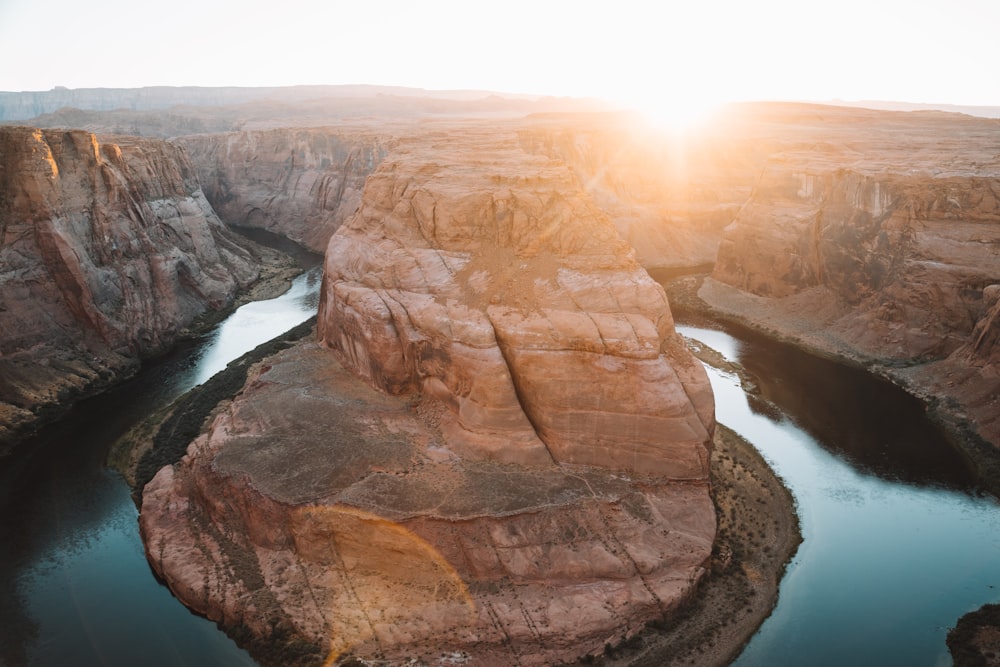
top-left (2, 282), bottom-right (996, 666)
top-left (678, 325), bottom-right (1000, 667)
top-left (0, 266), bottom-right (321, 667)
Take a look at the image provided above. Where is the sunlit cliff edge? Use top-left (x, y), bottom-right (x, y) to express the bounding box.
top-left (0, 127), bottom-right (263, 451)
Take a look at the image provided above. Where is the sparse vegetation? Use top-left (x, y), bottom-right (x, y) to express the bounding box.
top-left (123, 316), bottom-right (316, 502)
top-left (590, 424), bottom-right (801, 667)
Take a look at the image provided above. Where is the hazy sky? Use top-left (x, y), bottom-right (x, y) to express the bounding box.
top-left (1, 0), bottom-right (998, 111)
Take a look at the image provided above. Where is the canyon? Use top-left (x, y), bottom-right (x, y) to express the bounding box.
top-left (702, 104), bottom-right (1000, 478)
top-left (1, 89), bottom-right (999, 665)
top-left (0, 126), bottom-right (276, 452)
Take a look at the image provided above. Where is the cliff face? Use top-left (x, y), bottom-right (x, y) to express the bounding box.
top-left (0, 127), bottom-right (260, 450)
top-left (715, 161), bottom-right (1000, 360)
top-left (179, 129), bottom-right (391, 252)
top-left (517, 115), bottom-right (766, 269)
top-left (318, 127), bottom-right (714, 478)
top-left (141, 122), bottom-right (716, 665)
top-left (703, 108), bottom-right (1000, 449)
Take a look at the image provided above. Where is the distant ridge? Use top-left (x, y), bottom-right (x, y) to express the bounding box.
top-left (826, 99), bottom-right (1000, 119)
top-left (0, 84), bottom-right (545, 121)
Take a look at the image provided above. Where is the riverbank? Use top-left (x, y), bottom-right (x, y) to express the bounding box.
top-left (663, 273), bottom-right (1000, 499)
top-left (109, 317), bottom-right (317, 495)
top-left (662, 272), bottom-right (1000, 666)
top-left (595, 424), bottom-right (800, 667)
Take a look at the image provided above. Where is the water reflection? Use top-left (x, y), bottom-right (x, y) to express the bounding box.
top-left (194, 266), bottom-right (322, 384)
top-left (677, 325), bottom-right (1000, 667)
top-left (682, 325), bottom-right (977, 490)
top-left (0, 266), bottom-right (322, 667)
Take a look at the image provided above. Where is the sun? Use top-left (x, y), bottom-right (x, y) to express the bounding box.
top-left (623, 91), bottom-right (725, 135)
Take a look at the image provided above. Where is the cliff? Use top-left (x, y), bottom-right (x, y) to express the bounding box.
top-left (0, 127), bottom-right (261, 450)
top-left (317, 126), bottom-right (714, 476)
top-left (140, 121), bottom-right (717, 665)
top-left (179, 129), bottom-right (392, 252)
top-left (704, 106), bottom-right (1000, 451)
top-left (517, 114), bottom-right (768, 269)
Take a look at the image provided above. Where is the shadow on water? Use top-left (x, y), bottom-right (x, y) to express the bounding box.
top-left (0, 243), bottom-right (322, 666)
top-left (677, 323), bottom-right (1000, 667)
top-left (735, 328), bottom-right (979, 491)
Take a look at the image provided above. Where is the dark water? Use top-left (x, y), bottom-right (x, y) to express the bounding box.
top-left (2, 259), bottom-right (998, 666)
top-left (0, 256), bottom-right (321, 666)
top-left (678, 325), bottom-right (1000, 667)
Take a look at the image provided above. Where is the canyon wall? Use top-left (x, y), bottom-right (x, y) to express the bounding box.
top-left (704, 108), bottom-right (1000, 449)
top-left (179, 129), bottom-right (392, 252)
top-left (317, 126), bottom-right (715, 476)
top-left (0, 127), bottom-right (261, 450)
top-left (178, 114), bottom-right (760, 268)
top-left (141, 121), bottom-right (717, 665)
top-left (517, 115), bottom-right (767, 269)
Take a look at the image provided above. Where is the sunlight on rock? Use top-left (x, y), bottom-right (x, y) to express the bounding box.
top-left (289, 505), bottom-right (475, 665)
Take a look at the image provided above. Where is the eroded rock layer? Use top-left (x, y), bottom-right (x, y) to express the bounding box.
top-left (705, 106), bottom-right (1000, 449)
top-left (0, 126), bottom-right (259, 450)
top-left (318, 127), bottom-right (714, 479)
top-left (141, 342), bottom-right (715, 666)
top-left (179, 129), bottom-right (392, 252)
top-left (141, 123), bottom-right (716, 665)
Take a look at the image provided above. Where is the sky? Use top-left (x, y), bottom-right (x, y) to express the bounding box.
top-left (1, 0), bottom-right (999, 114)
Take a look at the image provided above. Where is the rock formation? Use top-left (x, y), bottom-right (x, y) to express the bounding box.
top-left (0, 127), bottom-right (260, 451)
top-left (140, 122), bottom-right (716, 665)
top-left (517, 114), bottom-right (766, 270)
top-left (703, 105), bottom-right (1000, 450)
top-left (179, 129), bottom-right (392, 252)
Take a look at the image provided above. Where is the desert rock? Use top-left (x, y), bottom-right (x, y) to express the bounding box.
top-left (703, 105), bottom-right (1000, 450)
top-left (0, 126), bottom-right (260, 450)
top-left (318, 126), bottom-right (715, 478)
top-left (141, 122), bottom-right (717, 665)
top-left (180, 129), bottom-right (392, 252)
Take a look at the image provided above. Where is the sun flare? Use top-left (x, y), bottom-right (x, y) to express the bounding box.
top-left (625, 92), bottom-right (725, 135)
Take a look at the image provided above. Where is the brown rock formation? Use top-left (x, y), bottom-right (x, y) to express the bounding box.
top-left (518, 114), bottom-right (766, 270)
top-left (0, 126), bottom-right (260, 450)
top-left (141, 340), bottom-right (716, 666)
top-left (141, 122), bottom-right (716, 665)
top-left (318, 127), bottom-right (714, 478)
top-left (702, 105), bottom-right (1000, 450)
top-left (178, 129), bottom-right (392, 252)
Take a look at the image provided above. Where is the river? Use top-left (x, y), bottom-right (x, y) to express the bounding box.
top-left (1, 274), bottom-right (997, 666)
top-left (0, 235), bottom-right (321, 666)
top-left (678, 325), bottom-right (1000, 667)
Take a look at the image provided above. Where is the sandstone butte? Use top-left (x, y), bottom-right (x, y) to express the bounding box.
top-left (0, 126), bottom-right (262, 452)
top-left (140, 124), bottom-right (718, 665)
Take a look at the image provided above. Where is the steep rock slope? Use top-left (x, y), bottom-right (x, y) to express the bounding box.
top-left (0, 127), bottom-right (260, 450)
top-left (141, 122), bottom-right (716, 665)
top-left (704, 108), bottom-right (1000, 449)
top-left (318, 127), bottom-right (715, 477)
top-left (179, 129), bottom-right (392, 252)
top-left (517, 114), bottom-right (768, 269)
